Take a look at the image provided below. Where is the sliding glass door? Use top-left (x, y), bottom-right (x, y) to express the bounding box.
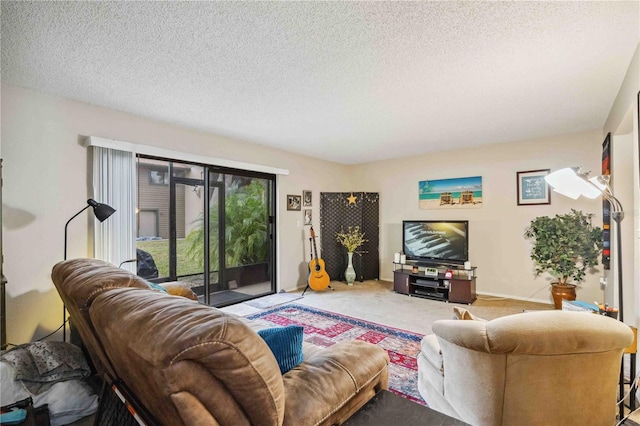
top-left (136, 156), bottom-right (276, 306)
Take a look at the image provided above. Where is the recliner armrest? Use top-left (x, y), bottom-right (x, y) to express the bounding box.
top-left (282, 340), bottom-right (389, 426)
top-left (432, 320), bottom-right (490, 352)
top-left (433, 311), bottom-right (634, 355)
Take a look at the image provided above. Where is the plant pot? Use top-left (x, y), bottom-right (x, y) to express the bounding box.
top-left (551, 283), bottom-right (577, 309)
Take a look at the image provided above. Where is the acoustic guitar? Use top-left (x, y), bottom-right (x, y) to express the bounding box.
top-left (308, 226), bottom-right (330, 291)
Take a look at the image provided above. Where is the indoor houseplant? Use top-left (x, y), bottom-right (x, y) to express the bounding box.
top-left (336, 226), bottom-right (367, 285)
top-left (524, 209), bottom-right (603, 308)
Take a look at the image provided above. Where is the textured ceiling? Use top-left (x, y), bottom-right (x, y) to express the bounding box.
top-left (2, 1), bottom-right (639, 165)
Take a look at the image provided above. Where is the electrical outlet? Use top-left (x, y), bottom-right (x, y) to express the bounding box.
top-left (600, 277), bottom-right (607, 287)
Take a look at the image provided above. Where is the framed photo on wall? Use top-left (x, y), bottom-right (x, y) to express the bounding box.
top-left (303, 209), bottom-right (312, 225)
top-left (517, 169), bottom-right (551, 205)
top-left (287, 195), bottom-right (301, 211)
top-left (303, 190), bottom-right (312, 207)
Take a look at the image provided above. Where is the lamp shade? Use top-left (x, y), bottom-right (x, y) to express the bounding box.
top-left (87, 199), bottom-right (116, 222)
top-left (588, 175), bottom-right (608, 192)
top-left (551, 187), bottom-right (581, 200)
top-left (544, 167), bottom-right (601, 199)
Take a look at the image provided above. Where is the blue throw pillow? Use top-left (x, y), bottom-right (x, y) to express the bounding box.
top-left (257, 325), bottom-right (304, 374)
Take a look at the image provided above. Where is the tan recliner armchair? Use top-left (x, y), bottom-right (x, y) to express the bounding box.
top-left (418, 310), bottom-right (633, 426)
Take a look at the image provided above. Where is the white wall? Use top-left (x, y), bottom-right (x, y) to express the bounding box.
top-left (3, 73), bottom-right (636, 344)
top-left (351, 130), bottom-right (606, 305)
top-left (1, 84), bottom-right (350, 344)
top-left (609, 132), bottom-right (635, 321)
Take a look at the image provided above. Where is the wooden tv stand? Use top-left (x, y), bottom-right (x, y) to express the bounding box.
top-left (393, 263), bottom-right (477, 304)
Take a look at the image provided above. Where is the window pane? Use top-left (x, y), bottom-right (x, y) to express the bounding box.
top-left (136, 158), bottom-right (170, 279)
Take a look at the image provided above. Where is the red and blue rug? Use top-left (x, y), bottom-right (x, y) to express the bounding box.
top-left (247, 304), bottom-right (425, 404)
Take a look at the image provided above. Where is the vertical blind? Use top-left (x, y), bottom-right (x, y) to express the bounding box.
top-left (92, 146), bottom-right (136, 269)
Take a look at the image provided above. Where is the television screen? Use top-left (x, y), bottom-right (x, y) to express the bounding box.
top-left (402, 220), bottom-right (468, 265)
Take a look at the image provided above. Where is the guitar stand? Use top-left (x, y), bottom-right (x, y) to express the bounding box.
top-left (302, 283), bottom-right (334, 296)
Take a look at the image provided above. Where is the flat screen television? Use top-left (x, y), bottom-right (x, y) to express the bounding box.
top-left (402, 220), bottom-right (469, 266)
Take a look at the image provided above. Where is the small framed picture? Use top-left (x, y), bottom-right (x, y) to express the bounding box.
top-left (287, 195), bottom-right (301, 211)
top-left (517, 169), bottom-right (551, 205)
top-left (303, 190), bottom-right (312, 207)
top-left (303, 209), bottom-right (312, 225)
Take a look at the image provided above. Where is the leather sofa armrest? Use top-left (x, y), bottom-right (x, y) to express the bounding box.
top-left (282, 340), bottom-right (389, 425)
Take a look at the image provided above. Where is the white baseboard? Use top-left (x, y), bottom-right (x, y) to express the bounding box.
top-left (476, 291), bottom-right (551, 306)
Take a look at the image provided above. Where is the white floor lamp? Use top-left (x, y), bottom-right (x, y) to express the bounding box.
top-left (545, 166), bottom-right (628, 420)
top-left (545, 167), bottom-right (625, 320)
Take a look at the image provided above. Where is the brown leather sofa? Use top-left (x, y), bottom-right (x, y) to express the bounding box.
top-left (52, 258), bottom-right (389, 426)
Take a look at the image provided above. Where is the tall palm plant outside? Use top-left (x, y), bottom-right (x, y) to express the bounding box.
top-left (185, 180), bottom-right (268, 270)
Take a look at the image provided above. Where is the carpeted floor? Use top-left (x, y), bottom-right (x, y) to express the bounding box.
top-left (247, 304), bottom-right (425, 403)
top-left (244, 292), bottom-right (303, 309)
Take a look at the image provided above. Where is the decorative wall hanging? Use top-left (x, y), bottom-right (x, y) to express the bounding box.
top-left (303, 190), bottom-right (312, 207)
top-left (516, 169), bottom-right (551, 205)
top-left (419, 176), bottom-right (483, 209)
top-left (319, 192), bottom-right (379, 282)
top-left (602, 133), bottom-right (611, 270)
top-left (287, 195), bottom-right (301, 211)
top-left (303, 209), bottom-right (312, 225)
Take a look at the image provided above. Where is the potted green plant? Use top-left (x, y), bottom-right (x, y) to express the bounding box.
top-left (524, 209), bottom-right (603, 308)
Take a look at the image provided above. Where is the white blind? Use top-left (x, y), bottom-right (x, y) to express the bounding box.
top-left (92, 146), bottom-right (137, 268)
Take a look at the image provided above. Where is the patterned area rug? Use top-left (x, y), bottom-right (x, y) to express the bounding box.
top-left (247, 304), bottom-right (425, 404)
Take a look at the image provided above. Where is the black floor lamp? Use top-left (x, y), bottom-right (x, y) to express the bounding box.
top-left (62, 199), bottom-right (116, 341)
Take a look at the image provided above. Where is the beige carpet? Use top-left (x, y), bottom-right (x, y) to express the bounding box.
top-left (223, 279), bottom-right (553, 336)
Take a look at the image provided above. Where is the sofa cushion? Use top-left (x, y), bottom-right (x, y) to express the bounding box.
top-left (89, 288), bottom-right (286, 425)
top-left (257, 326), bottom-right (304, 374)
top-left (52, 258), bottom-right (152, 309)
top-left (159, 281), bottom-right (198, 300)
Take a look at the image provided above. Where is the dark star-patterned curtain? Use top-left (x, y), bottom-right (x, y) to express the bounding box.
top-left (319, 192), bottom-right (379, 282)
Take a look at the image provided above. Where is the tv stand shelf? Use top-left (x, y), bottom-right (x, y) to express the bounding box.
top-left (393, 263), bottom-right (477, 304)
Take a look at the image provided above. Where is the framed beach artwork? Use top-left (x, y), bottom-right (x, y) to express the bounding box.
top-left (419, 176), bottom-right (483, 209)
top-left (516, 169), bottom-right (550, 205)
